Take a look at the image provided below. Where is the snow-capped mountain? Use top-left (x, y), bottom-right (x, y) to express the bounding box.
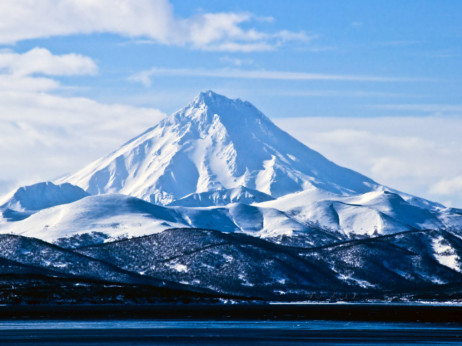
top-left (1, 90), bottom-right (462, 302)
top-left (1, 91), bottom-right (461, 243)
top-left (62, 90), bottom-right (379, 205)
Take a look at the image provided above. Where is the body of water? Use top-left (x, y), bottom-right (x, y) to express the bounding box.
top-left (1, 320), bottom-right (462, 345)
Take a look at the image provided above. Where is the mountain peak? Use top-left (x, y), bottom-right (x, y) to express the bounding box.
top-left (195, 90), bottom-right (236, 105)
top-left (62, 91), bottom-right (379, 205)
top-left (179, 90), bottom-right (264, 126)
top-left (189, 90), bottom-right (251, 111)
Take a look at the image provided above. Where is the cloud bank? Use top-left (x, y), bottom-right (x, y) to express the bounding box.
top-left (0, 0), bottom-right (309, 52)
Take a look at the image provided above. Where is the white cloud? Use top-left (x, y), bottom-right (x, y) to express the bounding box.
top-left (0, 48), bottom-right (97, 77)
top-left (274, 116), bottom-right (462, 208)
top-left (0, 0), bottom-right (309, 52)
top-left (0, 48), bottom-right (97, 95)
top-left (0, 75), bottom-right (60, 92)
top-left (430, 177), bottom-right (462, 197)
top-left (130, 67), bottom-right (413, 88)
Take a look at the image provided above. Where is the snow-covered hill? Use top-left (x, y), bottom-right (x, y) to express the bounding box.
top-left (0, 194), bottom-right (340, 246)
top-left (256, 187), bottom-right (454, 237)
top-left (2, 182), bottom-right (88, 211)
top-left (1, 182), bottom-right (89, 221)
top-left (0, 194), bottom-right (188, 242)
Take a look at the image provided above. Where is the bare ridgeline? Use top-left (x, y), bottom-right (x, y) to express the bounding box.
top-left (0, 91), bottom-right (461, 305)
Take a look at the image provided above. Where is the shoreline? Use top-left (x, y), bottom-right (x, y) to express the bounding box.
top-left (2, 303), bottom-right (462, 323)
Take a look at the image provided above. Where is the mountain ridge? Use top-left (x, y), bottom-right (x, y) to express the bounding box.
top-left (0, 90), bottom-right (461, 302)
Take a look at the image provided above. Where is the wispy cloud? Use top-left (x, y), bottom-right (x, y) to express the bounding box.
top-left (430, 176), bottom-right (462, 198)
top-left (376, 40), bottom-right (423, 47)
top-left (374, 104), bottom-right (462, 114)
top-left (267, 89), bottom-right (422, 99)
top-left (0, 0), bottom-right (310, 52)
top-left (130, 67), bottom-right (417, 87)
top-left (219, 56), bottom-right (255, 67)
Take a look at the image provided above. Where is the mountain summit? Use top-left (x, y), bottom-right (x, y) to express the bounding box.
top-left (62, 91), bottom-right (378, 205)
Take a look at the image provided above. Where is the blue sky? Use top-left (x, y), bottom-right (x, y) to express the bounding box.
top-left (8, 0), bottom-right (462, 116)
top-left (0, 0), bottom-right (462, 206)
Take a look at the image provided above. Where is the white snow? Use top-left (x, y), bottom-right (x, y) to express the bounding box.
top-left (167, 262), bottom-right (188, 273)
top-left (432, 235), bottom-right (460, 272)
top-left (257, 187), bottom-right (445, 236)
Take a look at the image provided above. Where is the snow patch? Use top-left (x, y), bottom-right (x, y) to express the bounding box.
top-left (167, 262), bottom-right (188, 273)
top-left (432, 235), bottom-right (460, 272)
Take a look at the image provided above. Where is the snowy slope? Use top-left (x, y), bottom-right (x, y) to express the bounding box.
top-left (167, 186), bottom-right (274, 207)
top-left (62, 91), bottom-right (378, 205)
top-left (0, 194), bottom-right (188, 242)
top-left (2, 184), bottom-right (458, 245)
top-left (257, 187), bottom-right (450, 236)
top-left (0, 193), bottom-right (338, 245)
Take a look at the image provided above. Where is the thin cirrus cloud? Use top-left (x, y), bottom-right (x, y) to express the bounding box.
top-left (374, 104), bottom-right (462, 114)
top-left (130, 67), bottom-right (415, 88)
top-left (0, 0), bottom-right (310, 52)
